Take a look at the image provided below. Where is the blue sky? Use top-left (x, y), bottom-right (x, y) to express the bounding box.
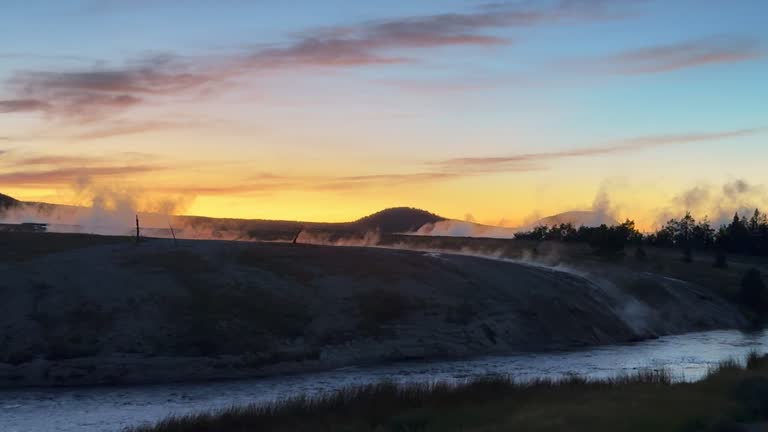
top-left (0, 0), bottom-right (767, 226)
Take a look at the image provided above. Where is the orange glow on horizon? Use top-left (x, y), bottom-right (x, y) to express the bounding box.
top-left (4, 180), bottom-right (673, 233)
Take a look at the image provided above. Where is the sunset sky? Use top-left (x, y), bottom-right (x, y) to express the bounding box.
top-left (1, 0), bottom-right (766, 229)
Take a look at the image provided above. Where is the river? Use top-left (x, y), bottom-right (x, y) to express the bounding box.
top-left (2, 329), bottom-right (767, 432)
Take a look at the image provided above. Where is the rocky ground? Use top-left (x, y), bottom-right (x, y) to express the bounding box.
top-left (0, 234), bottom-right (747, 387)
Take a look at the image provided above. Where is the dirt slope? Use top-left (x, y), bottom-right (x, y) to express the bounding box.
top-left (0, 236), bottom-right (745, 387)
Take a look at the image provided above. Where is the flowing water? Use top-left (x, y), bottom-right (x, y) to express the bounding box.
top-left (2, 329), bottom-right (768, 432)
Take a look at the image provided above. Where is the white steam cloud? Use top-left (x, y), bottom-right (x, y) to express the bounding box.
top-left (656, 179), bottom-right (768, 227)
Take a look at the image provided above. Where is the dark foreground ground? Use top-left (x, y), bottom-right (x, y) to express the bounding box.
top-left (130, 353), bottom-right (768, 432)
top-left (0, 231), bottom-right (755, 387)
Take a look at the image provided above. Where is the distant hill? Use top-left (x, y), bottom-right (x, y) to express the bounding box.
top-left (0, 193), bottom-right (20, 210)
top-left (182, 207), bottom-right (445, 236)
top-left (354, 207), bottom-right (445, 233)
top-left (527, 211), bottom-right (617, 228)
top-left (0, 194), bottom-right (446, 240)
top-left (413, 219), bottom-right (518, 239)
top-left (1, 191), bottom-right (619, 240)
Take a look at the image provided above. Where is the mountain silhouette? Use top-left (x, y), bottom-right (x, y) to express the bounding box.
top-left (354, 207), bottom-right (445, 233)
top-left (528, 210), bottom-right (617, 228)
top-left (0, 193), bottom-right (19, 210)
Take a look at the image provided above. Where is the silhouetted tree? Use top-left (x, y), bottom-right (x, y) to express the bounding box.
top-left (714, 250), bottom-right (728, 269)
top-left (647, 228), bottom-right (674, 248)
top-left (516, 208), bottom-right (768, 258)
top-left (725, 212), bottom-right (751, 254)
top-left (691, 217), bottom-right (715, 249)
top-left (649, 210), bottom-right (768, 257)
top-left (587, 223), bottom-right (634, 255)
top-left (635, 246), bottom-right (648, 261)
top-left (740, 268), bottom-right (767, 316)
top-left (682, 246), bottom-right (693, 263)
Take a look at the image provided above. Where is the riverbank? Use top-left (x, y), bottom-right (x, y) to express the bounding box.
top-left (128, 353), bottom-right (768, 432)
top-left (0, 232), bottom-right (751, 387)
top-left (4, 330), bottom-right (767, 432)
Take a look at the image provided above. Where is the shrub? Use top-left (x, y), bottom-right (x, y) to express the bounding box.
top-left (634, 246), bottom-right (648, 261)
top-left (739, 268), bottom-right (767, 314)
top-left (714, 251), bottom-right (728, 269)
top-left (747, 351), bottom-right (768, 370)
top-left (682, 246), bottom-right (693, 263)
top-left (732, 377), bottom-right (768, 420)
top-left (588, 225), bottom-right (628, 256)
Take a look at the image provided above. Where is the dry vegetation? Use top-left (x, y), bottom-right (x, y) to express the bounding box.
top-left (128, 354), bottom-right (768, 432)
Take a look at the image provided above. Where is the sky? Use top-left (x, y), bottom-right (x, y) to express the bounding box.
top-left (0, 0), bottom-right (766, 229)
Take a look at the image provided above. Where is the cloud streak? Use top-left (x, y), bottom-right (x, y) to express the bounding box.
top-left (0, 99), bottom-right (51, 113)
top-left (0, 0), bottom-right (628, 122)
top-left (10, 155), bottom-right (104, 166)
top-left (437, 128), bottom-right (764, 172)
top-left (73, 120), bottom-right (182, 140)
top-left (0, 166), bottom-right (162, 187)
top-left (604, 37), bottom-right (762, 75)
top-left (0, 151), bottom-right (166, 187)
top-left (2, 125), bottom-right (761, 194)
top-left (0, 54), bottom-right (212, 122)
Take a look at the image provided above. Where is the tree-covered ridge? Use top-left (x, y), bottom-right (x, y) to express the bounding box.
top-left (515, 220), bottom-right (642, 255)
top-left (515, 209), bottom-right (768, 257)
top-left (0, 192), bottom-right (20, 209)
top-left (652, 210), bottom-right (768, 256)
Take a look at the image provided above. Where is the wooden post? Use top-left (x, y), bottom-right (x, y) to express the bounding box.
top-left (135, 214), bottom-right (140, 243)
top-left (168, 219), bottom-right (177, 247)
top-left (292, 226), bottom-right (303, 244)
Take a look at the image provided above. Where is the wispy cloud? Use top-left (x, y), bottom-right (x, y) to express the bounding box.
top-left (602, 37), bottom-right (762, 75)
top-left (0, 166), bottom-right (162, 187)
top-left (0, 151), bottom-right (165, 187)
top-left (152, 172), bottom-right (463, 197)
top-left (10, 155), bottom-right (104, 166)
top-left (73, 120), bottom-right (182, 140)
top-left (0, 120), bottom-right (186, 142)
top-left (0, 54), bottom-right (211, 122)
top-left (0, 52), bottom-right (93, 62)
top-left (3, 126), bottom-right (761, 194)
top-left (437, 128), bottom-right (764, 172)
top-left (312, 172), bottom-right (464, 191)
top-left (0, 99), bottom-right (52, 113)
top-left (0, 0), bottom-right (628, 123)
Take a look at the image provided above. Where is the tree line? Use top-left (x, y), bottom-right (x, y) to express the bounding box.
top-left (515, 209), bottom-right (768, 257)
top-left (515, 210), bottom-right (768, 320)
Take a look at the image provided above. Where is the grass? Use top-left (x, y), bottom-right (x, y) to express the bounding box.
top-left (128, 354), bottom-right (768, 432)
